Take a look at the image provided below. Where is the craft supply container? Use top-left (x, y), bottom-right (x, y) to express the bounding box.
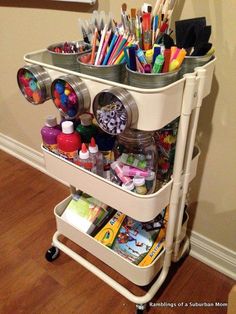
top-left (126, 65), bottom-right (180, 89)
top-left (47, 41), bottom-right (91, 71)
top-left (180, 54), bottom-right (214, 76)
top-left (51, 75), bottom-right (90, 119)
top-left (77, 53), bottom-right (126, 83)
top-left (17, 65), bottom-right (51, 104)
top-left (92, 87), bottom-right (138, 135)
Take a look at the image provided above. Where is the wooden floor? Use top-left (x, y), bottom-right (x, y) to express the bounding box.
top-left (0, 150), bottom-right (234, 314)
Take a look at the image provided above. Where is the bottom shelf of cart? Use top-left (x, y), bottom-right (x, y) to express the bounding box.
top-left (54, 195), bottom-right (165, 287)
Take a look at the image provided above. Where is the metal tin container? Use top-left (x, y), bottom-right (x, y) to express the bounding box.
top-left (47, 41), bottom-right (91, 71)
top-left (92, 87), bottom-right (138, 135)
top-left (17, 65), bottom-right (51, 105)
top-left (77, 53), bottom-right (126, 83)
top-left (180, 54), bottom-right (214, 77)
top-left (51, 75), bottom-right (90, 119)
top-left (126, 65), bottom-right (180, 89)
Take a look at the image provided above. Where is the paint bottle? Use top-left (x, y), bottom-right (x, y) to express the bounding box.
top-left (75, 143), bottom-right (94, 171)
top-left (88, 137), bottom-right (104, 177)
top-left (76, 113), bottom-right (97, 144)
top-left (41, 115), bottom-right (61, 153)
top-left (57, 121), bottom-right (81, 161)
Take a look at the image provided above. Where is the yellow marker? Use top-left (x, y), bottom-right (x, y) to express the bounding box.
top-left (176, 48), bottom-right (187, 66)
top-left (169, 59), bottom-right (179, 71)
top-left (145, 49), bottom-right (154, 64)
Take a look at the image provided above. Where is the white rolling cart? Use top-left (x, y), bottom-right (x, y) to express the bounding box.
top-left (19, 50), bottom-right (216, 313)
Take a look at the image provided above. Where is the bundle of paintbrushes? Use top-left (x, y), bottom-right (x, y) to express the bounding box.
top-left (119, 0), bottom-right (177, 50)
top-left (125, 44), bottom-right (186, 74)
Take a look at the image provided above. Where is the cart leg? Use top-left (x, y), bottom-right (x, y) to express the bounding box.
top-left (45, 246), bottom-right (60, 262)
top-left (135, 303), bottom-right (146, 314)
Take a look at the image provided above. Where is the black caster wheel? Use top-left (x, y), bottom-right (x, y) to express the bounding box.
top-left (45, 246), bottom-right (60, 262)
top-left (135, 304), bottom-right (146, 314)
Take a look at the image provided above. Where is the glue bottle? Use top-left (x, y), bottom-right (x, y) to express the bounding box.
top-left (75, 143), bottom-right (93, 171)
top-left (57, 121), bottom-right (81, 161)
top-left (88, 137), bottom-right (104, 176)
top-left (41, 115), bottom-right (61, 153)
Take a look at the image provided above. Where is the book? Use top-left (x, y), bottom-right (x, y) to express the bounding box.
top-left (94, 207), bottom-right (169, 266)
top-left (61, 193), bottom-right (113, 235)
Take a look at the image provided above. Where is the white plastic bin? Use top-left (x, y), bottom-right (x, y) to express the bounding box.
top-left (54, 195), bottom-right (165, 286)
top-left (42, 146), bottom-right (173, 222)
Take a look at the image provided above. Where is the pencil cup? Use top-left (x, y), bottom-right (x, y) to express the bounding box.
top-left (47, 41), bottom-right (91, 71)
top-left (126, 65), bottom-right (180, 89)
top-left (77, 53), bottom-right (126, 83)
top-left (180, 55), bottom-right (214, 77)
top-left (92, 87), bottom-right (138, 135)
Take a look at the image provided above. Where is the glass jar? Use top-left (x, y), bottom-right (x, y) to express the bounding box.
top-left (113, 129), bottom-right (157, 194)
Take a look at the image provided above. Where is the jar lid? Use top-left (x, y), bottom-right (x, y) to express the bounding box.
top-left (118, 129), bottom-right (154, 145)
top-left (80, 113), bottom-right (92, 126)
top-left (45, 115), bottom-right (57, 127)
top-left (133, 176), bottom-right (145, 186)
top-left (122, 181), bottom-right (135, 191)
top-left (62, 121), bottom-right (74, 134)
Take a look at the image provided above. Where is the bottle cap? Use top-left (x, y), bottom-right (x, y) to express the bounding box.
top-left (61, 121), bottom-right (74, 134)
top-left (89, 137), bottom-right (98, 154)
top-left (133, 176), bottom-right (145, 186)
top-left (80, 113), bottom-right (92, 126)
top-left (122, 181), bottom-right (135, 191)
top-left (79, 143), bottom-right (89, 159)
top-left (45, 115), bottom-right (57, 127)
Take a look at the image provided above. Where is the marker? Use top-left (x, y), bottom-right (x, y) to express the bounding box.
top-left (152, 54), bottom-right (164, 73)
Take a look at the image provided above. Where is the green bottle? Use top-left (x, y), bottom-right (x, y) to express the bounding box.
top-left (76, 113), bottom-right (98, 144)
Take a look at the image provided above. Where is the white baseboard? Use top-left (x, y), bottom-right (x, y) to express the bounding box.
top-left (0, 133), bottom-right (67, 185)
top-left (0, 133), bottom-right (235, 280)
top-left (189, 230), bottom-right (236, 280)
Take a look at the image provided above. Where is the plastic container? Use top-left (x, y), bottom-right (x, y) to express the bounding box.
top-left (17, 65), bottom-right (51, 104)
top-left (51, 75), bottom-right (90, 119)
top-left (57, 121), bottom-right (81, 161)
top-left (76, 113), bottom-right (98, 144)
top-left (113, 129), bottom-right (157, 193)
top-left (77, 52), bottom-right (126, 83)
top-left (41, 115), bottom-right (61, 153)
top-left (133, 176), bottom-right (148, 195)
top-left (126, 65), bottom-right (180, 89)
top-left (92, 87), bottom-right (139, 135)
top-left (155, 119), bottom-right (179, 183)
top-left (47, 41), bottom-right (91, 71)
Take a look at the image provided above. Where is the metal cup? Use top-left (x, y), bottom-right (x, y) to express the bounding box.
top-left (126, 65), bottom-right (180, 89)
top-left (47, 41), bottom-right (91, 71)
top-left (180, 55), bottom-right (214, 77)
top-left (77, 53), bottom-right (126, 83)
